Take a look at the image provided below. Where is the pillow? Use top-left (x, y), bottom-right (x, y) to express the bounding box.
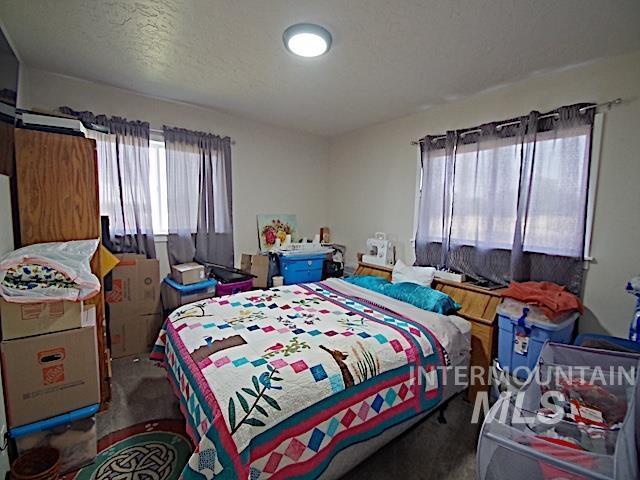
top-left (383, 282), bottom-right (461, 315)
top-left (343, 275), bottom-right (460, 315)
top-left (391, 259), bottom-right (435, 287)
top-left (343, 275), bottom-right (390, 293)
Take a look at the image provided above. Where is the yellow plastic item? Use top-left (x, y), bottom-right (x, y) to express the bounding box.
top-left (99, 245), bottom-right (120, 277)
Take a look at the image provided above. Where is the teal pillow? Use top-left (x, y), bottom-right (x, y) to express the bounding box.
top-left (343, 275), bottom-right (390, 293)
top-left (383, 282), bottom-right (461, 315)
top-left (344, 276), bottom-right (460, 315)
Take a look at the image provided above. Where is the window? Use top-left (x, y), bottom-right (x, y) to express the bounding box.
top-left (149, 139), bottom-right (169, 235)
top-left (414, 113), bottom-right (600, 262)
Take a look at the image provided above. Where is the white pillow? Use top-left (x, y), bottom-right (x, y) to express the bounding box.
top-left (391, 259), bottom-right (435, 287)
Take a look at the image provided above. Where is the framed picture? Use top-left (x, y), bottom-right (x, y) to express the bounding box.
top-left (257, 214), bottom-right (298, 251)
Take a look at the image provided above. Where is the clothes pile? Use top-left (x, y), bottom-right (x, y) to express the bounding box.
top-left (502, 281), bottom-right (583, 320)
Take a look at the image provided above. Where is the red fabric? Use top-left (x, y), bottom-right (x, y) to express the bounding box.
top-left (530, 436), bottom-right (594, 480)
top-left (502, 281), bottom-right (583, 319)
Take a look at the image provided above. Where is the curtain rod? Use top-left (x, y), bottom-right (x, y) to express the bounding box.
top-left (150, 127), bottom-right (236, 145)
top-left (410, 98), bottom-right (622, 146)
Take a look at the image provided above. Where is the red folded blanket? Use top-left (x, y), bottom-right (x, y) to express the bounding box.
top-left (502, 281), bottom-right (583, 320)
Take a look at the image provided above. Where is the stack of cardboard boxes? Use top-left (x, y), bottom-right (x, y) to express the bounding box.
top-left (105, 254), bottom-right (162, 359)
top-left (0, 297), bottom-right (100, 472)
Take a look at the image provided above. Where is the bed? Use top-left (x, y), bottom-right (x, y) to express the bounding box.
top-left (151, 277), bottom-right (471, 479)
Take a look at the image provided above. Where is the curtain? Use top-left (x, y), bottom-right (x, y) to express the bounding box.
top-left (415, 132), bottom-right (455, 268)
top-left (163, 126), bottom-right (233, 267)
top-left (414, 103), bottom-right (594, 293)
top-left (511, 106), bottom-right (594, 292)
top-left (59, 107), bottom-right (156, 258)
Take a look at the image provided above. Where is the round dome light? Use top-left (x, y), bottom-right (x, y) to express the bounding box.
top-left (283, 23), bottom-right (332, 57)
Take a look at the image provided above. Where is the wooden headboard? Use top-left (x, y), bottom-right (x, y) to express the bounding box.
top-left (353, 256), bottom-right (504, 401)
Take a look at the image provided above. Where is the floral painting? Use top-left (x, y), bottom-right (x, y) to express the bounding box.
top-left (257, 214), bottom-right (298, 251)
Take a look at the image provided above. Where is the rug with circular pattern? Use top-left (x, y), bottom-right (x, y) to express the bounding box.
top-left (62, 419), bottom-right (193, 480)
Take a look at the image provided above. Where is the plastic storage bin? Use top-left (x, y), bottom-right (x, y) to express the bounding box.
top-left (498, 298), bottom-right (578, 380)
top-left (10, 404), bottom-right (99, 474)
top-left (216, 278), bottom-right (253, 296)
top-left (477, 343), bottom-right (640, 480)
top-left (279, 253), bottom-right (327, 285)
top-left (162, 277), bottom-right (217, 310)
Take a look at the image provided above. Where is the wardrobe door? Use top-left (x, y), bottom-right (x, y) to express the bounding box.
top-left (15, 129), bottom-right (99, 243)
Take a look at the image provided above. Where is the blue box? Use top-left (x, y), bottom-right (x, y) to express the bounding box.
top-left (162, 277), bottom-right (218, 309)
top-left (10, 404), bottom-right (99, 474)
top-left (279, 253), bottom-right (326, 285)
top-left (497, 301), bottom-right (578, 380)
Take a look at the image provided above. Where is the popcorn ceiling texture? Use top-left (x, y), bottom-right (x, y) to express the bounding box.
top-left (2, 0), bottom-right (639, 135)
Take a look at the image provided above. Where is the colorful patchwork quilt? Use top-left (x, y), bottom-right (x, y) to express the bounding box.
top-left (151, 279), bottom-right (449, 479)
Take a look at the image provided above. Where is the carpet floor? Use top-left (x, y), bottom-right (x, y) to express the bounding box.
top-left (100, 355), bottom-right (479, 479)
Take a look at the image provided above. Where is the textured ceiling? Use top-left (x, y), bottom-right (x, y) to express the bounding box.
top-left (1, 0), bottom-right (640, 136)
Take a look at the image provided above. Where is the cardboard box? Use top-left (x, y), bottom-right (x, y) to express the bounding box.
top-left (161, 281), bottom-right (216, 311)
top-left (0, 299), bottom-right (83, 340)
top-left (1, 326), bottom-right (100, 427)
top-left (241, 254), bottom-right (270, 288)
top-left (105, 254), bottom-right (160, 315)
top-left (171, 262), bottom-right (206, 285)
top-left (109, 312), bottom-right (163, 359)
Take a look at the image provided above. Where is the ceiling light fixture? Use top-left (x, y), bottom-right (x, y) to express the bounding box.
top-left (283, 23), bottom-right (332, 58)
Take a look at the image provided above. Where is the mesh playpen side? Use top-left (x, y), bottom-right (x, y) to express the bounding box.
top-left (476, 343), bottom-right (640, 480)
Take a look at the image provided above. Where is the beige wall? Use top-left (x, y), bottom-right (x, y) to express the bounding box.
top-left (328, 51), bottom-right (640, 337)
top-left (19, 67), bottom-right (330, 273)
top-left (16, 52), bottom-right (640, 337)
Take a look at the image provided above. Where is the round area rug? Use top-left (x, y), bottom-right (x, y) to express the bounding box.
top-left (63, 419), bottom-right (193, 480)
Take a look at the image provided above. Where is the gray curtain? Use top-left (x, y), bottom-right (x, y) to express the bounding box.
top-left (510, 105), bottom-right (595, 292)
top-left (163, 126), bottom-right (234, 267)
top-left (414, 103), bottom-right (594, 294)
top-left (59, 107), bottom-right (156, 258)
top-left (415, 131), bottom-right (455, 268)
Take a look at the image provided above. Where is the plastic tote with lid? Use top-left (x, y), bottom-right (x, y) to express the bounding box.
top-left (497, 298), bottom-right (579, 380)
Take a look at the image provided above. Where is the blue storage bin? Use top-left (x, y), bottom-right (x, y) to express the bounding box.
top-left (10, 404), bottom-right (99, 474)
top-left (497, 299), bottom-right (578, 380)
top-left (164, 276), bottom-right (217, 293)
top-left (162, 276), bottom-right (218, 309)
top-left (279, 253), bottom-right (326, 285)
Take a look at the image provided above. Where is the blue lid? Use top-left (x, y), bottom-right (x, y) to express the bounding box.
top-left (164, 276), bottom-right (217, 293)
top-left (279, 252), bottom-right (327, 262)
top-left (10, 404), bottom-right (99, 438)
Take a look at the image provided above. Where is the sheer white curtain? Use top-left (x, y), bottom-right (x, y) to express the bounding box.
top-left (450, 137), bottom-right (521, 250)
top-left (522, 125), bottom-right (591, 257)
top-left (164, 126), bottom-right (234, 267)
top-left (59, 107), bottom-right (156, 258)
top-left (86, 130), bottom-right (122, 229)
top-left (165, 139), bottom-right (200, 262)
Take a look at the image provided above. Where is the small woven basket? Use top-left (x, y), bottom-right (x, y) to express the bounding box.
top-left (11, 447), bottom-right (61, 480)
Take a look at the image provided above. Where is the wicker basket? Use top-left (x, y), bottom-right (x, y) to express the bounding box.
top-left (11, 447), bottom-right (61, 480)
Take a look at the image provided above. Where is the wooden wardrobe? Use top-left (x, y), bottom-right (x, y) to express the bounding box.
top-left (13, 128), bottom-right (111, 406)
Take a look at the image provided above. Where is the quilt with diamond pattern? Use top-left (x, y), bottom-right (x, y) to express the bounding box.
top-left (151, 279), bottom-right (447, 479)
